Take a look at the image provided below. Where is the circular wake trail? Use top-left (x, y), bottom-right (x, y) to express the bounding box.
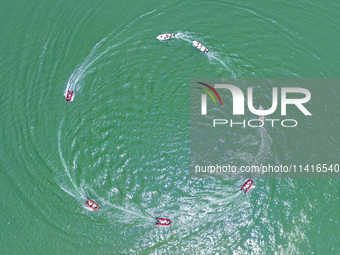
top-left (112, 204), bottom-right (154, 221)
top-left (58, 119), bottom-right (84, 198)
top-left (256, 127), bottom-right (272, 159)
top-left (65, 9), bottom-right (158, 99)
top-left (176, 32), bottom-right (236, 76)
top-left (203, 191), bottom-right (240, 207)
top-left (175, 32), bottom-right (194, 43)
top-left (208, 54), bottom-right (236, 77)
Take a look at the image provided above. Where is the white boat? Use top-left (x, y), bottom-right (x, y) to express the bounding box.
top-left (192, 41), bottom-right (208, 53)
top-left (156, 33), bottom-right (176, 41)
top-left (258, 106), bottom-right (265, 123)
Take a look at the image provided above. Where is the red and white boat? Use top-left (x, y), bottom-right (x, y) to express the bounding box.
top-left (192, 41), bottom-right (209, 53)
top-left (241, 179), bottom-right (253, 194)
top-left (156, 33), bottom-right (176, 41)
top-left (66, 91), bottom-right (73, 102)
top-left (156, 218), bottom-right (171, 226)
top-left (85, 198), bottom-right (99, 211)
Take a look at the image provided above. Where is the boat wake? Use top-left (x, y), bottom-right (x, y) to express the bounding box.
top-left (176, 32), bottom-right (236, 76)
top-left (112, 204), bottom-right (154, 221)
top-left (57, 123), bottom-right (155, 220)
top-left (85, 188), bottom-right (155, 221)
top-left (65, 9), bottom-right (158, 101)
top-left (256, 127), bottom-right (272, 160)
top-left (175, 32), bottom-right (195, 43)
top-left (208, 53), bottom-right (236, 77)
top-left (57, 119), bottom-right (85, 199)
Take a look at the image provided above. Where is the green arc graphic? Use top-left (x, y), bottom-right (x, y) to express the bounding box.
top-left (202, 88), bottom-right (217, 106)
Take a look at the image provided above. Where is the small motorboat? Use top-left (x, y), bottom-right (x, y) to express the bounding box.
top-left (192, 41), bottom-right (208, 53)
top-left (156, 218), bottom-right (171, 226)
top-left (241, 179), bottom-right (253, 194)
top-left (85, 198), bottom-right (99, 211)
top-left (66, 91), bottom-right (73, 102)
top-left (156, 33), bottom-right (176, 41)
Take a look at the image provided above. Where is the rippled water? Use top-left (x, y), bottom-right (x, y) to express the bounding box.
top-left (1, 0), bottom-right (340, 254)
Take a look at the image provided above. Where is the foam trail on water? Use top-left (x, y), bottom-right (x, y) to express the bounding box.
top-left (60, 186), bottom-right (79, 199)
top-left (58, 119), bottom-right (85, 198)
top-left (86, 188), bottom-right (155, 221)
top-left (65, 9), bottom-right (158, 100)
top-left (112, 204), bottom-right (154, 221)
top-left (65, 27), bottom-right (119, 95)
top-left (176, 32), bottom-right (236, 76)
top-left (175, 32), bottom-right (194, 43)
top-left (203, 192), bottom-right (240, 207)
top-left (256, 127), bottom-right (272, 159)
top-left (208, 53), bottom-right (236, 77)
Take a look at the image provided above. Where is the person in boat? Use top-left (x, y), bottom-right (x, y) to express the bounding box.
top-left (66, 91), bottom-right (72, 101)
top-left (157, 219), bottom-right (169, 225)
